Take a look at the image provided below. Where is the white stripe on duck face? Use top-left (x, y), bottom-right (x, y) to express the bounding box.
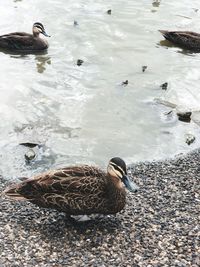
top-left (33, 23), bottom-right (44, 32)
top-left (107, 164), bottom-right (123, 179)
top-left (109, 162), bottom-right (125, 176)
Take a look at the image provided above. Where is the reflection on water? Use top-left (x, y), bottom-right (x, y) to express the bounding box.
top-left (159, 39), bottom-right (176, 48)
top-left (152, 1), bottom-right (161, 8)
top-left (0, 0), bottom-right (200, 179)
top-left (151, 0), bottom-right (161, 12)
top-left (35, 55), bottom-right (51, 73)
top-left (159, 39), bottom-right (199, 56)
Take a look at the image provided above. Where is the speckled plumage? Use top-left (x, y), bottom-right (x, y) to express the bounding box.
top-left (4, 158), bottom-right (138, 216)
top-left (159, 30), bottom-right (200, 51)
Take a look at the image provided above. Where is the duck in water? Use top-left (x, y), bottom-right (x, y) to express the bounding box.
top-left (0, 22), bottom-right (50, 52)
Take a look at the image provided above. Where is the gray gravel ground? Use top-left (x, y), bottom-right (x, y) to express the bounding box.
top-left (0, 151), bottom-right (200, 267)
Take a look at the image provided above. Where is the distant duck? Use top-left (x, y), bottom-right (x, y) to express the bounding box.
top-left (159, 30), bottom-right (200, 51)
top-left (3, 157), bottom-right (139, 218)
top-left (0, 22), bottom-right (50, 52)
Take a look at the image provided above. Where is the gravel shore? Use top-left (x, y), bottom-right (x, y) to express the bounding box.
top-left (0, 151), bottom-right (199, 267)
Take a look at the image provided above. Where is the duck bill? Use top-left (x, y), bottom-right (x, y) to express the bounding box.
top-left (42, 30), bottom-right (50, 37)
top-left (122, 175), bottom-right (139, 192)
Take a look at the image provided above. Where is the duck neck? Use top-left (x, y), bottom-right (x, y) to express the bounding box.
top-left (107, 175), bottom-right (126, 212)
top-left (33, 28), bottom-right (40, 38)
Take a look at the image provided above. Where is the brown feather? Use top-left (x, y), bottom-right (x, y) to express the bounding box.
top-left (3, 160), bottom-right (131, 216)
top-left (159, 29), bottom-right (200, 51)
top-left (0, 24), bottom-right (49, 52)
top-left (3, 167), bottom-right (124, 215)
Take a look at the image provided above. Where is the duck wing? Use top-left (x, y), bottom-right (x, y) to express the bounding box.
top-left (0, 33), bottom-right (34, 50)
top-left (4, 165), bottom-right (107, 199)
top-left (159, 30), bottom-right (200, 50)
top-left (4, 165), bottom-right (109, 214)
top-left (0, 32), bottom-right (32, 37)
top-left (34, 165), bottom-right (107, 194)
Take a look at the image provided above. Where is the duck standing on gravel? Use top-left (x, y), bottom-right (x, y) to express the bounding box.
top-left (3, 157), bottom-right (139, 219)
top-left (0, 22), bottom-right (50, 52)
top-left (159, 30), bottom-right (200, 51)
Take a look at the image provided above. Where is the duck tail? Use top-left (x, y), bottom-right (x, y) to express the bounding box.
top-left (159, 30), bottom-right (169, 37)
top-left (3, 184), bottom-right (27, 201)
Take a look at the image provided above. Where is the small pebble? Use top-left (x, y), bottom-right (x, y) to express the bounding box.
top-left (177, 111), bottom-right (192, 123)
top-left (74, 20), bottom-right (78, 26)
top-left (142, 66), bottom-right (147, 72)
top-left (185, 134), bottom-right (195, 145)
top-left (160, 82), bottom-right (168, 90)
top-left (25, 149), bottom-right (36, 161)
top-left (77, 59), bottom-right (84, 66)
top-left (121, 80), bottom-right (128, 86)
top-left (107, 9), bottom-right (112, 15)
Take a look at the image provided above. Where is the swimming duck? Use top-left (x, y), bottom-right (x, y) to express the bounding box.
top-left (159, 30), bottom-right (200, 51)
top-left (3, 157), bottom-right (139, 216)
top-left (0, 22), bottom-right (50, 52)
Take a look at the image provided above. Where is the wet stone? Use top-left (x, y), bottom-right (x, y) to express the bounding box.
top-left (185, 134), bottom-right (195, 145)
top-left (160, 82), bottom-right (168, 90)
top-left (142, 66), bottom-right (147, 72)
top-left (24, 149), bottom-right (36, 161)
top-left (177, 111), bottom-right (192, 123)
top-left (77, 59), bottom-right (84, 66)
top-left (121, 80), bottom-right (128, 86)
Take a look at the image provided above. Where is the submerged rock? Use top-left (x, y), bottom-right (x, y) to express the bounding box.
top-left (77, 59), bottom-right (84, 66)
top-left (73, 20), bottom-right (78, 26)
top-left (121, 80), bottom-right (128, 86)
top-left (107, 9), bottom-right (112, 15)
top-left (185, 134), bottom-right (195, 145)
top-left (177, 111), bottom-right (192, 123)
top-left (160, 82), bottom-right (168, 90)
top-left (25, 149), bottom-right (36, 161)
top-left (19, 142), bottom-right (40, 148)
top-left (142, 66), bottom-right (147, 72)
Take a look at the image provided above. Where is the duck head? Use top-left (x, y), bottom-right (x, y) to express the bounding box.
top-left (33, 22), bottom-right (50, 37)
top-left (107, 157), bottom-right (139, 192)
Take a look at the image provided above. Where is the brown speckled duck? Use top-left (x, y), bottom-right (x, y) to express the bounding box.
top-left (3, 157), bottom-right (138, 218)
top-left (0, 22), bottom-right (50, 52)
top-left (159, 30), bottom-right (200, 51)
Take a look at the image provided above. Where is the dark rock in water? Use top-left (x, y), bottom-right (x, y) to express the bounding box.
top-left (19, 142), bottom-right (40, 148)
top-left (177, 111), bottom-right (192, 123)
top-left (73, 20), bottom-right (78, 26)
top-left (185, 134), bottom-right (195, 145)
top-left (25, 149), bottom-right (36, 161)
top-left (121, 80), bottom-right (128, 86)
top-left (77, 59), bottom-right (84, 66)
top-left (107, 9), bottom-right (112, 15)
top-left (142, 66), bottom-right (147, 72)
top-left (160, 82), bottom-right (168, 90)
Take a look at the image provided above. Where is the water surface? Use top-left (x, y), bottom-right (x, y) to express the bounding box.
top-left (0, 0), bottom-right (200, 178)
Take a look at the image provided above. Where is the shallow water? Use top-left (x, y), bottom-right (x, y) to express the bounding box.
top-left (0, 0), bottom-right (200, 178)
